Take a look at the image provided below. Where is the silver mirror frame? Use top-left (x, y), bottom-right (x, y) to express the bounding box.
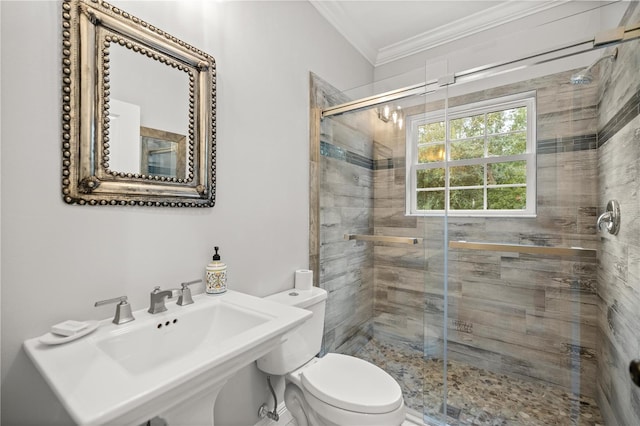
top-left (61, 0), bottom-right (216, 207)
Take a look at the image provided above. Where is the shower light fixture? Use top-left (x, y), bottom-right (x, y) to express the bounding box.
top-left (378, 105), bottom-right (404, 130)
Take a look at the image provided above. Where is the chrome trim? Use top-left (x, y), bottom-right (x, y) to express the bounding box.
top-left (448, 241), bottom-right (596, 259)
top-left (344, 234), bottom-right (423, 245)
top-left (148, 286), bottom-right (180, 314)
top-left (177, 279), bottom-right (201, 306)
top-left (94, 295), bottom-right (135, 324)
top-left (323, 83), bottom-right (432, 118)
top-left (597, 200), bottom-right (620, 235)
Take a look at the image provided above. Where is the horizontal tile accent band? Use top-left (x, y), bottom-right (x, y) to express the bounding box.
top-left (320, 140), bottom-right (374, 170)
top-left (537, 134), bottom-right (597, 154)
top-left (598, 88), bottom-right (640, 147)
top-left (321, 133), bottom-right (598, 171)
top-left (344, 233), bottom-right (423, 245)
top-left (449, 240), bottom-right (597, 259)
top-left (321, 84), bottom-right (639, 166)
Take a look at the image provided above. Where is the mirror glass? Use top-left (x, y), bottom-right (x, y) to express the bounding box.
top-left (108, 44), bottom-right (190, 178)
top-left (62, 0), bottom-right (216, 207)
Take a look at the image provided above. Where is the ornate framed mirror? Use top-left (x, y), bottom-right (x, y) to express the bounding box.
top-left (61, 0), bottom-right (216, 207)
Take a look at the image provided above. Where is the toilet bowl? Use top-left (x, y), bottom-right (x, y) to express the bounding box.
top-left (287, 355), bottom-right (405, 425)
top-left (256, 287), bottom-right (406, 426)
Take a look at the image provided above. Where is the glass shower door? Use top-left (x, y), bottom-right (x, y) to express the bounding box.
top-left (428, 43), bottom-right (623, 425)
top-left (314, 14), bottom-right (640, 423)
top-left (313, 72), bottom-right (441, 421)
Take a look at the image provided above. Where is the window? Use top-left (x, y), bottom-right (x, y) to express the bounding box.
top-left (406, 92), bottom-right (536, 217)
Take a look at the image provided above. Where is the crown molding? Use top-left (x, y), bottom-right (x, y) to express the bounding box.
top-left (311, 0), bottom-right (571, 68)
top-left (376, 0), bottom-right (570, 66)
top-left (309, 0), bottom-right (378, 65)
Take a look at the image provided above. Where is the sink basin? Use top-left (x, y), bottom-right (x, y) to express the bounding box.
top-left (96, 303), bottom-right (271, 375)
top-left (24, 290), bottom-right (311, 425)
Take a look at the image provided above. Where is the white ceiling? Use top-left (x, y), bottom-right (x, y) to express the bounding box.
top-left (309, 0), bottom-right (571, 66)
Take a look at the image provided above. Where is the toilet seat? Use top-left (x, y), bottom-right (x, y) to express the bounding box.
top-left (300, 353), bottom-right (403, 414)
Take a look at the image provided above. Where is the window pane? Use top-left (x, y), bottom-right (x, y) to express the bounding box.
top-left (487, 187), bottom-right (526, 210)
top-left (450, 165), bottom-right (483, 187)
top-left (450, 189), bottom-right (483, 210)
top-left (417, 169), bottom-right (445, 188)
top-left (488, 161), bottom-right (526, 185)
top-left (418, 122), bottom-right (445, 143)
top-left (488, 132), bottom-right (526, 156)
top-left (450, 138), bottom-right (484, 160)
top-left (417, 190), bottom-right (445, 210)
top-left (486, 107), bottom-right (527, 134)
top-left (450, 114), bottom-right (484, 140)
top-left (418, 144), bottom-right (445, 163)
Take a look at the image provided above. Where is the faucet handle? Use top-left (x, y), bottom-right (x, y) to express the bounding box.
top-left (94, 296), bottom-right (135, 325)
top-left (177, 279), bottom-right (201, 306)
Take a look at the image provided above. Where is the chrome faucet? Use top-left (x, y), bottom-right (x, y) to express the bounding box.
top-left (148, 286), bottom-right (180, 314)
top-left (177, 279), bottom-right (199, 306)
top-left (95, 295), bottom-right (135, 324)
top-left (147, 279), bottom-right (202, 314)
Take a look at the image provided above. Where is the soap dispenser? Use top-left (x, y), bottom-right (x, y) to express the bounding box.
top-left (206, 246), bottom-right (227, 294)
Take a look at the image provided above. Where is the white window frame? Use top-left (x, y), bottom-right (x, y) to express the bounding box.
top-left (405, 91), bottom-right (537, 217)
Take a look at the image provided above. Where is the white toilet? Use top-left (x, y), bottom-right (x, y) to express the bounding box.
top-left (257, 287), bottom-right (406, 426)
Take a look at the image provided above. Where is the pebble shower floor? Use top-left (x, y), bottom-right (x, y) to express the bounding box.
top-left (353, 339), bottom-right (603, 426)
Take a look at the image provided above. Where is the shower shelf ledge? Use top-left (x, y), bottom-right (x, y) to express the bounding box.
top-left (449, 241), bottom-right (596, 259)
top-left (344, 234), bottom-right (423, 245)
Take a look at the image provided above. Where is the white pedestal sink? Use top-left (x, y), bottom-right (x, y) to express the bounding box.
top-left (24, 290), bottom-right (311, 425)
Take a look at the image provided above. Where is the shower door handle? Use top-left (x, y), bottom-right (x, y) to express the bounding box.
top-left (629, 359), bottom-right (640, 387)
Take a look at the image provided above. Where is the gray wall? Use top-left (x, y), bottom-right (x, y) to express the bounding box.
top-left (0, 2), bottom-right (373, 424)
top-left (596, 3), bottom-right (640, 425)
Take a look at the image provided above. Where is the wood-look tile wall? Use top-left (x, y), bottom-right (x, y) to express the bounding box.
top-left (311, 73), bottom-right (379, 355)
top-left (312, 2), bottom-right (640, 412)
top-left (596, 3), bottom-right (640, 424)
top-left (372, 70), bottom-right (602, 397)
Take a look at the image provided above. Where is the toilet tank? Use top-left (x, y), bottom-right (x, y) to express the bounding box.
top-left (256, 287), bottom-right (327, 375)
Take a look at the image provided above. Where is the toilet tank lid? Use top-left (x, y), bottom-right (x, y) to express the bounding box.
top-left (265, 287), bottom-right (327, 309)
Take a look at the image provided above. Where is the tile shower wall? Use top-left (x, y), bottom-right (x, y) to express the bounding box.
top-left (596, 3), bottom-right (640, 425)
top-left (311, 74), bottom-right (378, 355)
top-left (372, 70), bottom-right (601, 397)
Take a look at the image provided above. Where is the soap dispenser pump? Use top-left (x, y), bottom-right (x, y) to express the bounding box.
top-left (206, 246), bottom-right (227, 294)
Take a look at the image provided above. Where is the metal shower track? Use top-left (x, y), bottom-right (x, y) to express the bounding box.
top-left (322, 22), bottom-right (640, 118)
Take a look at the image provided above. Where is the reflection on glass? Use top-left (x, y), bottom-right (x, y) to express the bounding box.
top-left (144, 140), bottom-right (176, 177)
top-left (450, 189), bottom-right (483, 210)
top-left (418, 144), bottom-right (445, 163)
top-left (109, 43), bottom-right (190, 176)
top-left (417, 190), bottom-right (445, 210)
top-left (488, 187), bottom-right (526, 209)
top-left (140, 127), bottom-right (187, 179)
